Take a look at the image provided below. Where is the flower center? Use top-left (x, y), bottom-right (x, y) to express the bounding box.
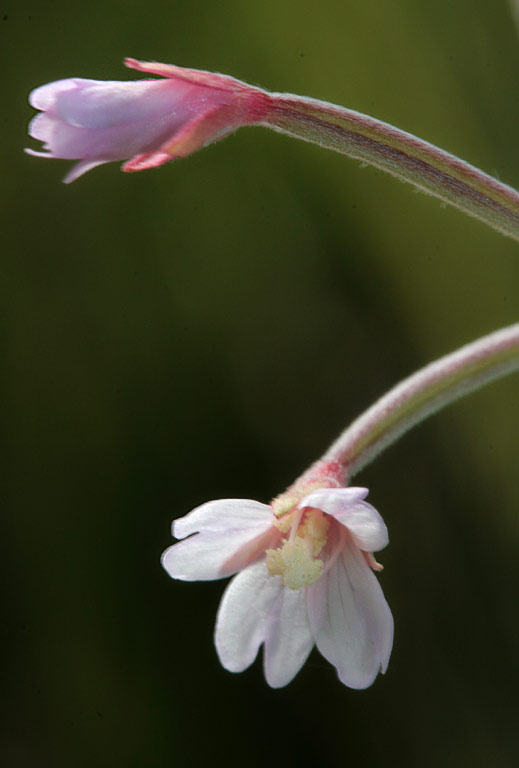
top-left (265, 508), bottom-right (330, 590)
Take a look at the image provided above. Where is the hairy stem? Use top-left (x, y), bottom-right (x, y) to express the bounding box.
top-left (262, 93), bottom-right (519, 241)
top-left (321, 324), bottom-right (519, 478)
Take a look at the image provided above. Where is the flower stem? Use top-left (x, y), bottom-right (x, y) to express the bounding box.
top-left (322, 324), bottom-right (519, 479)
top-left (262, 93), bottom-right (519, 241)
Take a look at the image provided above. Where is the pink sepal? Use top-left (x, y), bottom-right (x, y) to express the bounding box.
top-left (122, 151), bottom-right (171, 172)
top-left (123, 104), bottom-right (238, 172)
top-left (124, 57), bottom-right (265, 96)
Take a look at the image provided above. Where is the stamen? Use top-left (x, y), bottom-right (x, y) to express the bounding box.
top-left (287, 507), bottom-right (304, 544)
top-left (266, 538), bottom-right (323, 590)
top-left (363, 551), bottom-right (384, 571)
top-left (273, 511), bottom-right (295, 534)
top-left (299, 510), bottom-right (329, 556)
top-left (319, 524), bottom-right (346, 578)
top-left (265, 507), bottom-right (331, 590)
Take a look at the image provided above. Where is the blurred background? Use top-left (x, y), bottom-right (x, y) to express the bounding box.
top-left (2, 0), bottom-right (519, 765)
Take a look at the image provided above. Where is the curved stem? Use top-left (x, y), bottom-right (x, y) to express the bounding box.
top-left (262, 93), bottom-right (519, 241)
top-left (322, 324), bottom-right (519, 479)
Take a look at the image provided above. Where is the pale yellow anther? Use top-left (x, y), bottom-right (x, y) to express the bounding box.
top-left (266, 508), bottom-right (331, 590)
top-left (273, 510), bottom-right (297, 534)
top-left (266, 537), bottom-right (324, 590)
top-left (300, 511), bottom-right (329, 557)
top-left (271, 493), bottom-right (298, 519)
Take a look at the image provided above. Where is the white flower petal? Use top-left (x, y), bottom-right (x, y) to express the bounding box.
top-left (300, 487), bottom-right (388, 552)
top-left (215, 561), bottom-right (314, 688)
top-left (173, 498), bottom-right (272, 539)
top-left (214, 561), bottom-right (282, 673)
top-left (161, 524), bottom-right (273, 581)
top-left (307, 535), bottom-right (393, 689)
top-left (263, 586), bottom-right (314, 688)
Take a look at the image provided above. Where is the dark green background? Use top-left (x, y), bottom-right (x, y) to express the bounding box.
top-left (3, 0), bottom-right (518, 765)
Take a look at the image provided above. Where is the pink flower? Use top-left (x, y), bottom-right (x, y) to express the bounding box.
top-left (26, 58), bottom-right (269, 183)
top-left (162, 485), bottom-right (393, 688)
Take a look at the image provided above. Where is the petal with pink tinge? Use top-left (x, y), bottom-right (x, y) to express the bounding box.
top-left (173, 498), bottom-right (272, 539)
top-left (215, 561), bottom-right (283, 673)
top-left (29, 78), bottom-right (80, 110)
top-left (300, 487), bottom-right (388, 552)
top-left (263, 584), bottom-right (314, 688)
top-left (307, 535), bottom-right (393, 688)
top-left (215, 560), bottom-right (314, 688)
top-left (161, 523), bottom-right (273, 582)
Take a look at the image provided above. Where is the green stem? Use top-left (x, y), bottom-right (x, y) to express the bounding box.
top-left (321, 324), bottom-right (519, 478)
top-left (262, 93), bottom-right (519, 241)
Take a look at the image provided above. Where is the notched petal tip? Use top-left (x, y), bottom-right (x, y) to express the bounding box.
top-left (215, 562), bottom-right (278, 674)
top-left (172, 498), bottom-right (272, 540)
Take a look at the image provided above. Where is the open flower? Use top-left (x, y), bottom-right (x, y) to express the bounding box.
top-left (26, 58), bottom-right (269, 183)
top-left (162, 485), bottom-right (393, 688)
